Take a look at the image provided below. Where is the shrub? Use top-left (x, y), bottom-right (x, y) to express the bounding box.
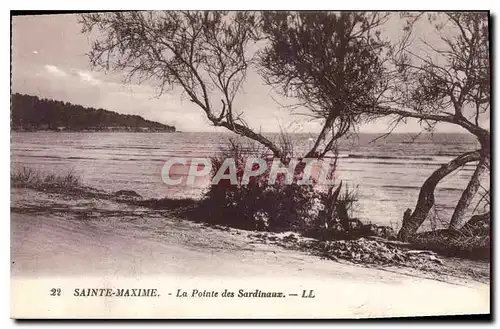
top-left (197, 139), bottom-right (356, 233)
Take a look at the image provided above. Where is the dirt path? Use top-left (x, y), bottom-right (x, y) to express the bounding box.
top-left (10, 188), bottom-right (490, 317)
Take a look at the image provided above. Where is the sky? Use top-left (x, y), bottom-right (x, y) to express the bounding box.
top-left (11, 13), bottom-right (485, 134)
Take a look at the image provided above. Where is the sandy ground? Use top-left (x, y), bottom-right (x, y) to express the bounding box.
top-left (10, 188), bottom-right (490, 318)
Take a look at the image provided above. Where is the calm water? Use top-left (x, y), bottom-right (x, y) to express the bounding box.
top-left (11, 132), bottom-right (485, 229)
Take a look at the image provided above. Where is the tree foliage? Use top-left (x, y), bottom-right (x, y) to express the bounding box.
top-left (259, 12), bottom-right (391, 157)
top-left (80, 11), bottom-right (391, 162)
top-left (80, 12), bottom-right (289, 157)
top-left (380, 12), bottom-right (490, 150)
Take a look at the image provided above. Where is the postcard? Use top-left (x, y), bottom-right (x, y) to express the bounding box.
top-left (10, 10), bottom-right (490, 319)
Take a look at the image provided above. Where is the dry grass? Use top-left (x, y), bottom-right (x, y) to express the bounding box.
top-left (11, 167), bottom-right (82, 191)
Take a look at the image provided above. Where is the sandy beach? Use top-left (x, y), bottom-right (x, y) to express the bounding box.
top-left (10, 188), bottom-right (490, 318)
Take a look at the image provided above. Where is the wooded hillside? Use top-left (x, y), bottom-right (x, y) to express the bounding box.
top-left (11, 93), bottom-right (176, 132)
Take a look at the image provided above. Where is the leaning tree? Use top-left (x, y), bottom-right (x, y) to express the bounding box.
top-left (372, 12), bottom-right (491, 240)
top-left (253, 12), bottom-right (490, 240)
top-left (79, 11), bottom-right (391, 164)
top-left (80, 12), bottom-right (489, 240)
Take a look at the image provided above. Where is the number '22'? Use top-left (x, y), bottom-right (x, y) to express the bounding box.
top-left (50, 288), bottom-right (61, 296)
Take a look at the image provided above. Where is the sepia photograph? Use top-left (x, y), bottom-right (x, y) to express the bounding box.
top-left (10, 10), bottom-right (491, 319)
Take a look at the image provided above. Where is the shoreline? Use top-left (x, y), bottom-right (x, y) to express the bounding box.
top-left (10, 186), bottom-right (490, 317)
top-left (10, 183), bottom-right (490, 284)
top-left (10, 163), bottom-right (490, 262)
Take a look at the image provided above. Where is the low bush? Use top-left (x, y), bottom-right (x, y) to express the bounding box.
top-left (197, 139), bottom-right (357, 233)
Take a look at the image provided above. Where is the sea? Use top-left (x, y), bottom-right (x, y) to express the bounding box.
top-left (11, 132), bottom-right (487, 230)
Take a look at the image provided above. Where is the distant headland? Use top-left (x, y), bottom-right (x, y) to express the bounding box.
top-left (11, 93), bottom-right (176, 132)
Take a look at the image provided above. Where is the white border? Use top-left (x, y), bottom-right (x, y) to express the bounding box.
top-left (3, 2), bottom-right (497, 328)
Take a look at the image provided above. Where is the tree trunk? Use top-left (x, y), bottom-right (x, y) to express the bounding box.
top-left (397, 150), bottom-right (482, 241)
top-left (218, 121), bottom-right (285, 160)
top-left (448, 157), bottom-right (488, 230)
